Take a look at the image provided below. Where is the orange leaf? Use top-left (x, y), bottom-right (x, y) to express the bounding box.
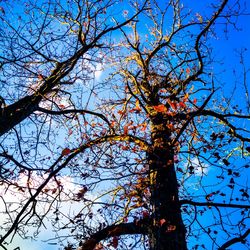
top-left (110, 121), bottom-right (116, 127)
top-left (166, 225), bottom-right (176, 232)
top-left (130, 100), bottom-right (142, 113)
top-left (135, 99), bottom-right (141, 109)
top-left (193, 98), bottom-right (197, 104)
top-left (167, 123), bottom-right (174, 130)
top-left (169, 101), bottom-right (177, 110)
top-left (62, 148), bottom-right (71, 156)
top-left (58, 104), bottom-right (65, 109)
top-left (38, 73), bottom-right (44, 80)
top-left (124, 124), bottom-right (129, 135)
top-left (159, 89), bottom-right (167, 93)
top-left (121, 145), bottom-right (129, 150)
top-left (141, 122), bottom-right (147, 132)
top-left (153, 104), bottom-right (167, 113)
top-left (186, 68), bottom-right (191, 74)
top-left (160, 218), bottom-right (166, 226)
top-left (179, 102), bottom-right (186, 108)
top-left (118, 110), bottom-right (125, 115)
top-left (206, 193), bottom-right (214, 201)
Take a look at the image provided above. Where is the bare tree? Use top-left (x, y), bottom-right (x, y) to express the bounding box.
top-left (0, 1), bottom-right (249, 250)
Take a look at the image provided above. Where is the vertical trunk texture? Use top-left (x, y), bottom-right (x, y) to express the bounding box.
top-left (148, 115), bottom-right (187, 250)
top-left (0, 95), bottom-right (40, 136)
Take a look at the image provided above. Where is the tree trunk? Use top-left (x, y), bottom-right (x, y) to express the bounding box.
top-left (148, 115), bottom-right (187, 250)
top-left (0, 95), bottom-right (40, 136)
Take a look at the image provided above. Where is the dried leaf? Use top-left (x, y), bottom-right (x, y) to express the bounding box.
top-left (230, 178), bottom-right (235, 184)
top-left (160, 218), bottom-right (166, 226)
top-left (222, 159), bottom-right (230, 166)
top-left (179, 102), bottom-right (186, 108)
top-left (38, 73), bottom-right (44, 80)
top-left (62, 148), bottom-right (71, 156)
top-left (124, 124), bottom-right (129, 135)
top-left (169, 101), bottom-right (178, 110)
top-left (166, 224), bottom-right (176, 232)
top-left (153, 104), bottom-right (167, 113)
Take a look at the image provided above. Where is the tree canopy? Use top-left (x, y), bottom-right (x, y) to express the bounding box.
top-left (0, 0), bottom-right (249, 250)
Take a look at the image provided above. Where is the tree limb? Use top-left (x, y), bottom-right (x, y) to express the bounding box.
top-left (180, 199), bottom-right (250, 209)
top-left (37, 107), bottom-right (113, 130)
top-left (78, 221), bottom-right (147, 250)
top-left (200, 109), bottom-right (250, 142)
top-left (0, 1), bottom-right (148, 137)
top-left (218, 229), bottom-right (250, 250)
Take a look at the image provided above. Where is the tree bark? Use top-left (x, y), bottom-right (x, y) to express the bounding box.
top-left (79, 222), bottom-right (148, 250)
top-left (148, 114), bottom-right (187, 250)
top-left (0, 95), bottom-right (41, 136)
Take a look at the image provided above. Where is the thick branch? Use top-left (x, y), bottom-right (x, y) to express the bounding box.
top-left (200, 109), bottom-right (250, 142)
top-left (78, 221), bottom-right (147, 250)
top-left (218, 229), bottom-right (250, 250)
top-left (37, 107), bottom-right (113, 130)
top-left (177, 108), bottom-right (250, 142)
top-left (0, 95), bottom-right (40, 137)
top-left (180, 199), bottom-right (250, 209)
top-left (0, 2), bottom-right (147, 137)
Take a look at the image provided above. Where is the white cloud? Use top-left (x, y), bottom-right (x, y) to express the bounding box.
top-left (94, 62), bottom-right (103, 81)
top-left (186, 157), bottom-right (209, 176)
top-left (0, 173), bottom-right (95, 250)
